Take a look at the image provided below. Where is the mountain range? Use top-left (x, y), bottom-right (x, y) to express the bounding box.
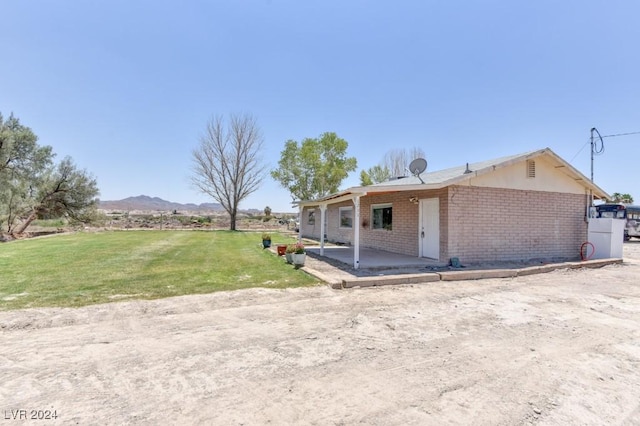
top-left (99, 195), bottom-right (224, 212)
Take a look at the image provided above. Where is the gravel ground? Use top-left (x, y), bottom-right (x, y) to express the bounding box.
top-left (1, 242), bottom-right (639, 425)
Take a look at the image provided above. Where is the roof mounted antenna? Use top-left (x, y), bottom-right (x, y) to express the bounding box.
top-left (464, 163), bottom-right (472, 174)
top-left (408, 158), bottom-right (427, 184)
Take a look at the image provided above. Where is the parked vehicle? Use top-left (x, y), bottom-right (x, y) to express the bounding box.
top-left (595, 204), bottom-right (640, 241)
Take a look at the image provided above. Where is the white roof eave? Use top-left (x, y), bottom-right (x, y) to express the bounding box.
top-left (297, 190), bottom-right (368, 207)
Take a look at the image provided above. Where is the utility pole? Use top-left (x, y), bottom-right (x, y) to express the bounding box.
top-left (589, 127), bottom-right (604, 217)
top-left (586, 127), bottom-right (640, 213)
top-left (590, 127), bottom-right (604, 182)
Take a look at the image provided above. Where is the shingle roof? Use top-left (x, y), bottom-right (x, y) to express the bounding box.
top-left (369, 150), bottom-right (539, 187)
top-left (298, 147), bottom-right (610, 205)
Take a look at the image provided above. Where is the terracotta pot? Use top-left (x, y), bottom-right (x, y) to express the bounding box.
top-left (276, 245), bottom-right (287, 256)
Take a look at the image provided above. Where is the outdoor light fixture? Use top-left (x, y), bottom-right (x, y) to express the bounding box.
top-left (409, 196), bottom-right (419, 204)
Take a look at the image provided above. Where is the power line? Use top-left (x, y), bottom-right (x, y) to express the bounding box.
top-left (601, 131), bottom-right (640, 138)
top-left (570, 129), bottom-right (640, 163)
top-left (569, 141), bottom-right (589, 163)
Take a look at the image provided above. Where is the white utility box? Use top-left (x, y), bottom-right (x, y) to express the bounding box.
top-left (587, 218), bottom-right (625, 259)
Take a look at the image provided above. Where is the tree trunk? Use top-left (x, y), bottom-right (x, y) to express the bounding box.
top-left (10, 210), bottom-right (38, 237)
top-left (229, 210), bottom-right (237, 231)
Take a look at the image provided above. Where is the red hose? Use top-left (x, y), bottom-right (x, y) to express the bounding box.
top-left (580, 241), bottom-right (595, 261)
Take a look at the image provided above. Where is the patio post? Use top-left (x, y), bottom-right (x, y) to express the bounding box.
top-left (298, 204), bottom-right (303, 243)
top-left (319, 204), bottom-right (326, 255)
top-left (353, 195), bottom-right (360, 269)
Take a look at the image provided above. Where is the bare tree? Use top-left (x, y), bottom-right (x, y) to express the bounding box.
top-left (191, 114), bottom-right (266, 231)
top-left (382, 147), bottom-right (426, 178)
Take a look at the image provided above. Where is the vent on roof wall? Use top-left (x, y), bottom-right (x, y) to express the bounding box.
top-left (526, 160), bottom-right (536, 178)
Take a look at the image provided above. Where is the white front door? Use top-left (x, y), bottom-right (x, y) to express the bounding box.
top-left (420, 198), bottom-right (440, 260)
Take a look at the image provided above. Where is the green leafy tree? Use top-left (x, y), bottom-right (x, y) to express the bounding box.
top-left (10, 157), bottom-right (99, 235)
top-left (264, 206), bottom-right (272, 217)
top-left (610, 192), bottom-right (634, 204)
top-left (271, 132), bottom-right (357, 201)
top-left (0, 113), bottom-right (99, 238)
top-left (359, 147), bottom-right (425, 186)
top-left (360, 164), bottom-right (391, 186)
top-left (360, 170), bottom-right (372, 186)
top-left (191, 113), bottom-right (266, 231)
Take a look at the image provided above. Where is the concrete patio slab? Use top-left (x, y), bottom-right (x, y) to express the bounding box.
top-left (304, 245), bottom-right (447, 270)
top-left (270, 245), bottom-right (624, 289)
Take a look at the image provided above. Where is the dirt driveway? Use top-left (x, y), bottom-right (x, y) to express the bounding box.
top-left (2, 244), bottom-right (640, 425)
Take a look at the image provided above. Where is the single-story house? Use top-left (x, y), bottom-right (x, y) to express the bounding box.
top-left (297, 148), bottom-right (609, 268)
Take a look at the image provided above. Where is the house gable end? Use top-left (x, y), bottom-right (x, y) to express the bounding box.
top-left (465, 154), bottom-right (589, 195)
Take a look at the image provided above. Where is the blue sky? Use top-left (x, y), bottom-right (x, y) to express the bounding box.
top-left (2, 1), bottom-right (639, 212)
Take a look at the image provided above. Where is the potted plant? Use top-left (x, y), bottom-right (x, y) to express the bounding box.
top-left (261, 233), bottom-right (271, 249)
top-left (285, 244), bottom-right (296, 264)
top-left (276, 244), bottom-right (287, 256)
top-left (292, 242), bottom-right (306, 267)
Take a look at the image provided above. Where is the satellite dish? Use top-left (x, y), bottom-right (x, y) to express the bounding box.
top-left (408, 158), bottom-right (427, 183)
top-left (408, 158), bottom-right (427, 175)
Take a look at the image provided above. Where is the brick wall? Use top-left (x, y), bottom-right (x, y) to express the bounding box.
top-left (359, 189), bottom-right (447, 257)
top-left (302, 185), bottom-right (588, 264)
top-left (359, 192), bottom-right (419, 256)
top-left (326, 201), bottom-right (354, 244)
top-left (300, 202), bottom-right (356, 243)
top-left (446, 185), bottom-right (588, 263)
top-left (300, 207), bottom-right (321, 239)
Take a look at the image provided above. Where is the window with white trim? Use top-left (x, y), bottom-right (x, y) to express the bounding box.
top-left (339, 207), bottom-right (353, 228)
top-left (372, 203), bottom-right (392, 230)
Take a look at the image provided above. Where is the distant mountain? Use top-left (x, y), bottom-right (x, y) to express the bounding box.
top-left (99, 195), bottom-right (224, 212)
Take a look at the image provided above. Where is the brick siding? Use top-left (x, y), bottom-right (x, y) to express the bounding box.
top-left (300, 207), bottom-right (321, 240)
top-left (446, 186), bottom-right (587, 263)
top-left (301, 185), bottom-right (588, 264)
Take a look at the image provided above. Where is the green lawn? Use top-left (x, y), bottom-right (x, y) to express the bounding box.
top-left (0, 230), bottom-right (318, 310)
